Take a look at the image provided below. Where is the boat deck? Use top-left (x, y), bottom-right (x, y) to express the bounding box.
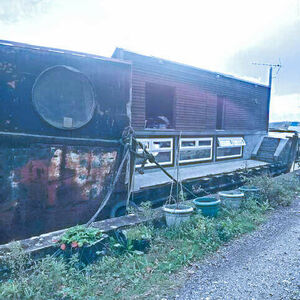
top-left (134, 159), bottom-right (268, 191)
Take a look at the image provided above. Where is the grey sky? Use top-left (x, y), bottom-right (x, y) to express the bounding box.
top-left (0, 0), bottom-right (299, 122)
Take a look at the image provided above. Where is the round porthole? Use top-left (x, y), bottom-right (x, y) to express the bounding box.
top-left (32, 65), bottom-right (95, 129)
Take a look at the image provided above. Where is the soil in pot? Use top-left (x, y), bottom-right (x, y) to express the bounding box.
top-left (193, 196), bottom-right (220, 217)
top-left (218, 190), bottom-right (244, 209)
top-left (163, 204), bottom-right (194, 227)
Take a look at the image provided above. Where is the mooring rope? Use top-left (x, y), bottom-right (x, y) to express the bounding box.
top-left (86, 148), bottom-right (130, 226)
top-left (86, 127), bottom-right (198, 226)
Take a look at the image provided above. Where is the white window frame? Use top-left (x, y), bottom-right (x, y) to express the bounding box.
top-left (216, 137), bottom-right (245, 159)
top-left (136, 138), bottom-right (173, 167)
top-left (179, 137), bottom-right (213, 163)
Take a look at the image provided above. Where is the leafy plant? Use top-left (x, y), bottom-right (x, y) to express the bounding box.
top-left (125, 224), bottom-right (153, 241)
top-left (109, 225), bottom-right (153, 255)
top-left (58, 225), bottom-right (103, 249)
top-left (246, 174), bottom-right (299, 207)
top-left (0, 242), bottom-right (33, 281)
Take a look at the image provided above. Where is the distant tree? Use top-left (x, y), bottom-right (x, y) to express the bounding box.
top-left (0, 0), bottom-right (50, 23)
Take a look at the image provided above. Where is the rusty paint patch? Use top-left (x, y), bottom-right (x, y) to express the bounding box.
top-left (13, 148), bottom-right (118, 205)
top-left (0, 145), bottom-right (120, 244)
top-left (65, 150), bottom-right (117, 200)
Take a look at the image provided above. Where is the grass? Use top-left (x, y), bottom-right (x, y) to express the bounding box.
top-left (0, 173), bottom-right (299, 300)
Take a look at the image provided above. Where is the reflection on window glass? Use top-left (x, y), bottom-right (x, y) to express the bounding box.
top-left (136, 151), bottom-right (171, 166)
top-left (153, 141), bottom-right (171, 148)
top-left (152, 151), bottom-right (171, 163)
top-left (217, 147), bottom-right (241, 158)
top-left (180, 149), bottom-right (211, 162)
top-left (181, 141), bottom-right (196, 147)
top-left (136, 138), bottom-right (173, 167)
top-left (179, 138), bottom-right (213, 163)
top-left (198, 140), bottom-right (211, 146)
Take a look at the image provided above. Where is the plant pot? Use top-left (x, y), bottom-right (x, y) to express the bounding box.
top-left (218, 190), bottom-right (244, 209)
top-left (132, 238), bottom-right (151, 253)
top-left (59, 235), bottom-right (108, 265)
top-left (193, 197), bottom-right (221, 217)
top-left (238, 185), bottom-right (261, 201)
top-left (163, 204), bottom-right (194, 227)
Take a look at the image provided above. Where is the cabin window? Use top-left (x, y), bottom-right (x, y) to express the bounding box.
top-left (145, 83), bottom-right (175, 129)
top-left (136, 138), bottom-right (173, 167)
top-left (216, 95), bottom-right (225, 130)
top-left (179, 138), bottom-right (213, 163)
top-left (216, 137), bottom-right (246, 159)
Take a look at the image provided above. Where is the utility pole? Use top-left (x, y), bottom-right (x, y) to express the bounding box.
top-left (268, 66), bottom-right (273, 88)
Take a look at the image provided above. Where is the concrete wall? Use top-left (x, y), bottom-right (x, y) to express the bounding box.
top-left (243, 133), bottom-right (266, 159)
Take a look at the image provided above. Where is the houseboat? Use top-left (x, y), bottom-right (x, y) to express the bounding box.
top-left (0, 41), bottom-right (298, 243)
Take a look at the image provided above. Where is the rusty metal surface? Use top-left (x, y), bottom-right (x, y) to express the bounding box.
top-left (0, 144), bottom-right (120, 244)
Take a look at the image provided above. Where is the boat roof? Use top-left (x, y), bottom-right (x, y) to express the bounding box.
top-left (0, 40), bottom-right (131, 66)
top-left (113, 47), bottom-right (269, 88)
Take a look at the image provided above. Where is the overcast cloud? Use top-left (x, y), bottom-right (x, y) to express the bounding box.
top-left (0, 0), bottom-right (299, 122)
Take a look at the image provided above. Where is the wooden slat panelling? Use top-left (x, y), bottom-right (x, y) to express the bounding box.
top-left (114, 50), bottom-right (270, 132)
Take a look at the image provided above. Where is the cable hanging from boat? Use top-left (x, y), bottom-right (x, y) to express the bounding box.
top-left (86, 147), bottom-right (130, 226)
top-left (86, 127), bottom-right (198, 226)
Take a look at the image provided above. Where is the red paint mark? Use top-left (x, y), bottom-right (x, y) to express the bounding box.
top-left (20, 160), bottom-right (48, 184)
top-left (14, 149), bottom-right (117, 209)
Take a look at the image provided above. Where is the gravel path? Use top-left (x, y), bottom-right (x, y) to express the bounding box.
top-left (172, 197), bottom-right (300, 300)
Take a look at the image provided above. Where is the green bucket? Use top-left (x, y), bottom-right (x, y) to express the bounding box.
top-left (193, 197), bottom-right (220, 217)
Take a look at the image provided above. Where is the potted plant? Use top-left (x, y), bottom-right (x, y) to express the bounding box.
top-left (193, 196), bottom-right (221, 217)
top-left (218, 190), bottom-right (244, 209)
top-left (238, 185), bottom-right (261, 201)
top-left (163, 203), bottom-right (194, 226)
top-left (56, 225), bottom-right (107, 265)
top-left (162, 142), bottom-right (194, 227)
top-left (110, 225), bottom-right (152, 254)
top-left (163, 191), bottom-right (194, 227)
top-left (125, 225), bottom-right (152, 253)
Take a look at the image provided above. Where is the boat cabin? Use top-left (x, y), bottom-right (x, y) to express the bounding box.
top-left (112, 48), bottom-right (271, 191)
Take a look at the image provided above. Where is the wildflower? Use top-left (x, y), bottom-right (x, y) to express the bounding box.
top-left (71, 241), bottom-right (78, 248)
